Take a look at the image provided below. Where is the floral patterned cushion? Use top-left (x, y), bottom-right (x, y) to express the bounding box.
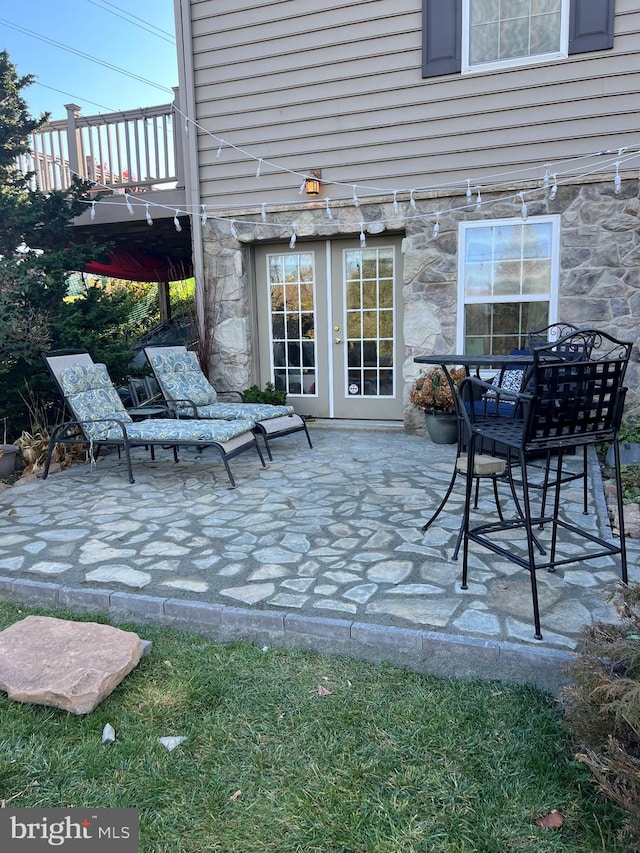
top-left (116, 418), bottom-right (256, 443)
top-left (148, 350), bottom-right (217, 407)
top-left (491, 368), bottom-right (524, 394)
top-left (61, 364), bottom-right (255, 442)
top-left (194, 402), bottom-right (295, 421)
top-left (61, 364), bottom-right (133, 439)
top-left (149, 348), bottom-right (295, 421)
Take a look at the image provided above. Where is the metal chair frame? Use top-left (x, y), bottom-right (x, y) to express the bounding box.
top-left (458, 329), bottom-right (632, 640)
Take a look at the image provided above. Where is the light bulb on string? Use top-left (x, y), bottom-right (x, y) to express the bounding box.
top-left (230, 220), bottom-right (238, 239)
top-left (360, 224), bottom-right (366, 248)
top-left (289, 227), bottom-right (297, 249)
top-left (410, 190), bottom-right (416, 209)
top-left (432, 211), bottom-right (440, 238)
top-left (519, 192), bottom-right (528, 220)
top-left (184, 120), bottom-right (189, 135)
top-left (549, 173), bottom-right (558, 200)
top-left (476, 188), bottom-right (482, 209)
top-left (200, 205), bottom-right (207, 225)
top-left (256, 158), bottom-right (263, 179)
top-left (261, 203), bottom-right (267, 221)
top-left (125, 193), bottom-right (133, 215)
top-left (90, 201), bottom-right (96, 220)
top-left (299, 177), bottom-right (306, 195)
top-left (466, 179), bottom-right (472, 201)
top-left (352, 186), bottom-right (360, 207)
top-left (173, 211), bottom-right (182, 232)
top-left (325, 198), bottom-right (333, 219)
top-left (145, 204), bottom-right (153, 226)
top-left (614, 161), bottom-right (622, 194)
top-left (393, 191), bottom-right (399, 213)
top-left (216, 142), bottom-right (223, 160)
top-left (543, 167), bottom-right (550, 189)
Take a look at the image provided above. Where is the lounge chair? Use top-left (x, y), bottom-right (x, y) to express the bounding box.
top-left (42, 351), bottom-right (265, 487)
top-left (144, 345), bottom-right (312, 460)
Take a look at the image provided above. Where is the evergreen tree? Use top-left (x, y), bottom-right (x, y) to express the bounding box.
top-left (0, 51), bottom-right (139, 438)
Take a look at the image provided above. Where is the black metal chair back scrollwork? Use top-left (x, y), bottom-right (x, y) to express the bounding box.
top-left (458, 329), bottom-right (633, 640)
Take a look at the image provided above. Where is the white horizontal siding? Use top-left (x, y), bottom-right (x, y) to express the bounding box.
top-left (185, 0), bottom-right (640, 207)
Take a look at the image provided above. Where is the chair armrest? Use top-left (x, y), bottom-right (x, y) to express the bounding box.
top-left (215, 390), bottom-right (245, 402)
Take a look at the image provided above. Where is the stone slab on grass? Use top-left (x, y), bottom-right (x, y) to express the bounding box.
top-left (0, 615), bottom-right (144, 714)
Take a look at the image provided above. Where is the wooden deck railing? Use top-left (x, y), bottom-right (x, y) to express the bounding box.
top-left (17, 98), bottom-right (182, 194)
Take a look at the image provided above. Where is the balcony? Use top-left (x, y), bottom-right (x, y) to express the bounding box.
top-left (18, 94), bottom-right (190, 263)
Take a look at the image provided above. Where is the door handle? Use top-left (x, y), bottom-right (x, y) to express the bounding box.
top-left (334, 338), bottom-right (342, 344)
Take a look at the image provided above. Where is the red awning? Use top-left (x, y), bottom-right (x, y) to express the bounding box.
top-left (84, 248), bottom-right (192, 283)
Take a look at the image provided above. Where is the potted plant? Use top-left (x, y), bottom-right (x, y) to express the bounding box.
top-left (410, 367), bottom-right (465, 444)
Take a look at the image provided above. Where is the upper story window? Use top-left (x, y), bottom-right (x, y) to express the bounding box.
top-left (423, 0), bottom-right (615, 78)
top-left (463, 0), bottom-right (568, 73)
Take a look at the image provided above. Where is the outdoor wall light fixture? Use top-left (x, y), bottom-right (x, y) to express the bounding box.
top-left (304, 169), bottom-right (322, 196)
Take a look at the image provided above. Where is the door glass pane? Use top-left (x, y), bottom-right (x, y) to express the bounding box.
top-left (343, 248), bottom-right (395, 398)
top-left (268, 252), bottom-right (317, 396)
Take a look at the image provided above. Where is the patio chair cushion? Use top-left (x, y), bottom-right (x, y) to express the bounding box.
top-left (149, 349), bottom-right (295, 420)
top-left (61, 364), bottom-right (255, 443)
top-left (148, 350), bottom-right (218, 407)
top-left (193, 402), bottom-right (296, 421)
top-left (61, 363), bottom-right (134, 438)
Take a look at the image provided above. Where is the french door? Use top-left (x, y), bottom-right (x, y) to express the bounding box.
top-left (254, 237), bottom-right (404, 419)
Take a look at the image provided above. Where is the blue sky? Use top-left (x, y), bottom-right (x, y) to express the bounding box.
top-left (1, 0), bottom-right (178, 121)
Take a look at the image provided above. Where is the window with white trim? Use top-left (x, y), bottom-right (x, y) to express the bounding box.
top-left (422, 0), bottom-right (615, 78)
top-left (457, 216), bottom-right (560, 355)
top-left (462, 0), bottom-right (569, 73)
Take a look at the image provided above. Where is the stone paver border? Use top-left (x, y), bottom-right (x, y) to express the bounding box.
top-left (0, 574), bottom-right (575, 695)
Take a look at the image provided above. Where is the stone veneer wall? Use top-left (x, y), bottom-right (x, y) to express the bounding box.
top-left (199, 177), bottom-right (639, 431)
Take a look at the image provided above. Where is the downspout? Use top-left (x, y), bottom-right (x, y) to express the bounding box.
top-left (175, 0), bottom-right (206, 352)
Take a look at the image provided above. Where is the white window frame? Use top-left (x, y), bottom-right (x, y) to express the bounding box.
top-left (456, 215), bottom-right (560, 355)
top-left (462, 0), bottom-right (570, 74)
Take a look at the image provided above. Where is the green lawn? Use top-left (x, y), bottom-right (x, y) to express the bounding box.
top-left (0, 602), bottom-right (624, 853)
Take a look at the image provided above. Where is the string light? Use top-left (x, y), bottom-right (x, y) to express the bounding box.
top-left (476, 188), bottom-right (482, 209)
top-left (325, 198), bottom-right (333, 219)
top-left (256, 158), bottom-right (263, 179)
top-left (519, 192), bottom-right (528, 220)
top-left (614, 161), bottom-right (622, 194)
top-left (466, 179), bottom-right (472, 200)
top-left (549, 173), bottom-right (558, 200)
top-left (359, 223), bottom-right (366, 248)
top-left (543, 167), bottom-right (550, 189)
top-left (125, 193), bottom-right (133, 215)
top-left (145, 204), bottom-right (153, 226)
top-left (230, 220), bottom-right (238, 238)
top-left (410, 190), bottom-right (416, 209)
top-left (352, 186), bottom-right (360, 207)
top-left (200, 204), bottom-right (207, 225)
top-left (393, 191), bottom-right (399, 213)
top-left (173, 211), bottom-right (182, 232)
top-left (216, 142), bottom-right (223, 159)
top-left (90, 201), bottom-right (96, 220)
top-left (261, 203), bottom-right (267, 221)
top-left (299, 177), bottom-right (306, 194)
top-left (432, 211), bottom-right (440, 238)
top-left (289, 227), bottom-right (297, 248)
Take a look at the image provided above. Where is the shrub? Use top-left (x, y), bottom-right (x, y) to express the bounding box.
top-left (561, 582), bottom-right (640, 849)
top-left (242, 382), bottom-right (287, 406)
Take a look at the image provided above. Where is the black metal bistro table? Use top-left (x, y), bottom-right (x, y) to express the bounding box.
top-left (413, 352), bottom-right (535, 557)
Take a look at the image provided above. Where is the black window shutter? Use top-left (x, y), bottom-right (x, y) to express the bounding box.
top-left (569, 0), bottom-right (615, 54)
top-left (422, 0), bottom-right (462, 78)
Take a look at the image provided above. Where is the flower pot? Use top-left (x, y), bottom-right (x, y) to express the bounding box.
top-left (0, 444), bottom-right (18, 477)
top-left (424, 412), bottom-right (458, 445)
